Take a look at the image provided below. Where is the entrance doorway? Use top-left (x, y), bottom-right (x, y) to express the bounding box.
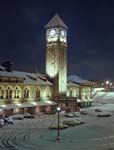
top-left (24, 107), bottom-right (28, 113)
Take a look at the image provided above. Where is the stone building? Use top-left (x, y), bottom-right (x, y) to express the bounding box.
top-left (0, 14), bottom-right (92, 115)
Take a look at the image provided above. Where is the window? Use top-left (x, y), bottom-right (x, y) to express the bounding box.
top-left (46, 87), bottom-right (51, 98)
top-left (27, 90), bottom-right (29, 98)
top-left (69, 89), bottom-right (72, 97)
top-left (14, 108), bottom-right (20, 113)
top-left (76, 89), bottom-right (79, 97)
top-left (14, 87), bottom-right (20, 98)
top-left (24, 88), bottom-right (29, 98)
top-left (6, 87), bottom-right (12, 99)
top-left (36, 88), bottom-right (40, 99)
top-left (0, 87), bottom-right (4, 99)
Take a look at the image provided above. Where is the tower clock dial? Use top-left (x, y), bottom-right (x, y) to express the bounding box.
top-left (50, 29), bottom-right (56, 36)
top-left (61, 30), bottom-right (65, 36)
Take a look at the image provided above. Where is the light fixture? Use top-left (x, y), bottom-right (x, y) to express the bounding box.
top-left (16, 103), bottom-right (21, 106)
top-left (106, 81), bottom-right (109, 84)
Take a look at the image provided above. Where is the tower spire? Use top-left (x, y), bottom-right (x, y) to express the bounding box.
top-left (45, 14), bottom-right (68, 29)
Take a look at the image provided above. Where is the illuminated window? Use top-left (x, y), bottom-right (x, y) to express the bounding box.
top-left (85, 88), bottom-right (90, 98)
top-left (69, 88), bottom-right (72, 97)
top-left (46, 87), bottom-right (51, 98)
top-left (14, 108), bottom-right (20, 113)
top-left (81, 88), bottom-right (85, 99)
top-left (0, 87), bottom-right (4, 99)
top-left (6, 87), bottom-right (12, 99)
top-left (36, 88), bottom-right (40, 99)
top-left (24, 88), bottom-right (29, 98)
top-left (76, 89), bottom-right (79, 97)
top-left (14, 87), bottom-right (20, 98)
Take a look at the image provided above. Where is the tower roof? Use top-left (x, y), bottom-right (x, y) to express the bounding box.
top-left (45, 14), bottom-right (68, 30)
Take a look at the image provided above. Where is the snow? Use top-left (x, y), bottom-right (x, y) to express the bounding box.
top-left (0, 70), bottom-right (52, 85)
top-left (93, 91), bottom-right (114, 104)
top-left (91, 88), bottom-right (105, 96)
top-left (68, 75), bottom-right (89, 84)
top-left (88, 103), bottom-right (114, 111)
top-left (67, 80), bottom-right (79, 87)
top-left (0, 111), bottom-right (114, 150)
top-left (96, 103), bottom-right (114, 112)
top-left (0, 65), bottom-right (6, 71)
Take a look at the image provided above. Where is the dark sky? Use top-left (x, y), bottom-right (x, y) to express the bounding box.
top-left (0, 0), bottom-right (114, 81)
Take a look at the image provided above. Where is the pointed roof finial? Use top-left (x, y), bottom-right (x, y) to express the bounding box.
top-left (45, 14), bottom-right (68, 30)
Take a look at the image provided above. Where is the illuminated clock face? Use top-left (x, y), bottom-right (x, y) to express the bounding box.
top-left (50, 29), bottom-right (56, 36)
top-left (61, 30), bottom-right (65, 36)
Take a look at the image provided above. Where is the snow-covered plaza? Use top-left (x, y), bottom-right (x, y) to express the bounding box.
top-left (0, 103), bottom-right (114, 150)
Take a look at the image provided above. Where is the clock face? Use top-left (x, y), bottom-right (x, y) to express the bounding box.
top-left (61, 30), bottom-right (65, 36)
top-left (50, 29), bottom-right (56, 36)
top-left (47, 28), bottom-right (66, 43)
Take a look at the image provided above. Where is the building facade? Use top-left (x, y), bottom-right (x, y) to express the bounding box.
top-left (0, 14), bottom-right (92, 116)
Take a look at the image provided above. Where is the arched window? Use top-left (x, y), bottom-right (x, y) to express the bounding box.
top-left (6, 87), bottom-right (12, 99)
top-left (36, 88), bottom-right (40, 99)
top-left (46, 87), bottom-right (51, 98)
top-left (69, 88), bottom-right (72, 97)
top-left (85, 88), bottom-right (90, 98)
top-left (85, 88), bottom-right (88, 99)
top-left (24, 88), bottom-right (29, 98)
top-left (14, 86), bottom-right (20, 98)
top-left (76, 89), bottom-right (79, 97)
top-left (0, 87), bottom-right (4, 99)
top-left (27, 90), bottom-right (29, 98)
top-left (6, 90), bottom-right (8, 98)
top-left (81, 88), bottom-right (85, 99)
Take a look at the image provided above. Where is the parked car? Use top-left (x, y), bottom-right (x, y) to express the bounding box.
top-left (64, 113), bottom-right (74, 118)
top-left (97, 112), bottom-right (111, 117)
top-left (63, 120), bottom-right (76, 126)
top-left (10, 114), bottom-right (24, 120)
top-left (73, 112), bottom-right (81, 117)
top-left (4, 117), bottom-right (14, 125)
top-left (80, 110), bottom-right (88, 115)
top-left (49, 123), bottom-right (68, 130)
top-left (95, 108), bottom-right (102, 112)
top-left (23, 113), bottom-right (34, 118)
top-left (0, 119), bottom-right (5, 127)
top-left (44, 110), bottom-right (56, 115)
top-left (63, 118), bottom-right (85, 126)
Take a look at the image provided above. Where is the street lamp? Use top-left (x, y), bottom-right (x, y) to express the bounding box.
top-left (56, 106), bottom-right (61, 140)
top-left (106, 80), bottom-right (109, 85)
top-left (110, 83), bottom-right (113, 91)
top-left (106, 80), bottom-right (109, 91)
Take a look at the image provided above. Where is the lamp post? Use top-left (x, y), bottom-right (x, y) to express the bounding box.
top-left (106, 80), bottom-right (109, 91)
top-left (110, 83), bottom-right (113, 91)
top-left (56, 106), bottom-right (61, 140)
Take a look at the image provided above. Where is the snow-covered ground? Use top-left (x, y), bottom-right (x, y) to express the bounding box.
top-left (82, 103), bottom-right (114, 114)
top-left (93, 91), bottom-right (114, 104)
top-left (0, 110), bottom-right (114, 150)
top-left (91, 90), bottom-right (114, 113)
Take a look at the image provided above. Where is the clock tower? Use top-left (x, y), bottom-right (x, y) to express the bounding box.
top-left (45, 14), bottom-right (68, 98)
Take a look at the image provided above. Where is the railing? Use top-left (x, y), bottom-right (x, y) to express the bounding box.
top-left (91, 92), bottom-right (97, 98)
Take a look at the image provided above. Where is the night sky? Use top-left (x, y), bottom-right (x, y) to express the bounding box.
top-left (0, 0), bottom-right (114, 81)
